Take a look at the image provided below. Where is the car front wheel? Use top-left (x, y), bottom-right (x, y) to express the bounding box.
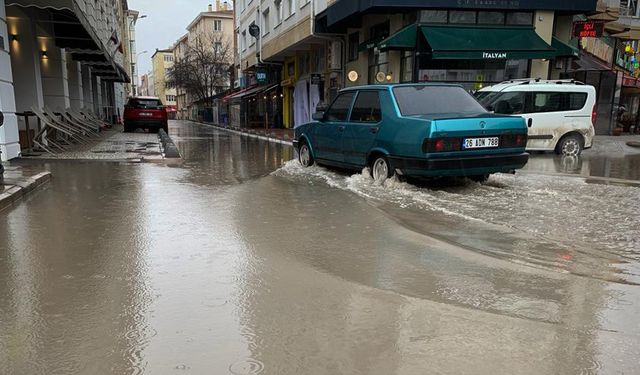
top-left (556, 134), bottom-right (584, 156)
top-left (371, 156), bottom-right (393, 183)
top-left (299, 142), bottom-right (314, 167)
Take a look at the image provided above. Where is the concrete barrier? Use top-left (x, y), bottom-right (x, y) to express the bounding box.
top-left (158, 129), bottom-right (181, 159)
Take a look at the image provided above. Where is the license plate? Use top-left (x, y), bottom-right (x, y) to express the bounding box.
top-left (463, 137), bottom-right (499, 149)
top-left (140, 112), bottom-right (153, 117)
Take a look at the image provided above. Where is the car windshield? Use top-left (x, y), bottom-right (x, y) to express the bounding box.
top-left (393, 86), bottom-right (487, 116)
top-left (127, 98), bottom-right (163, 109)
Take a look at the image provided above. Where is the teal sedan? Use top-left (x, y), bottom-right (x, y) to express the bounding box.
top-left (293, 84), bottom-right (529, 182)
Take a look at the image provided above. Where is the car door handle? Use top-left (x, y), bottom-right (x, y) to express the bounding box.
top-left (338, 126), bottom-right (345, 132)
top-left (527, 118), bottom-right (533, 128)
top-left (369, 127), bottom-right (379, 134)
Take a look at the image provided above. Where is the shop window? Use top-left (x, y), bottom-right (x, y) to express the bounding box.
top-left (419, 10), bottom-right (447, 24)
top-left (368, 50), bottom-right (389, 84)
top-left (400, 51), bottom-right (414, 83)
top-left (350, 92), bottom-right (382, 123)
top-left (478, 12), bottom-right (505, 25)
top-left (348, 32), bottom-right (359, 62)
top-left (449, 11), bottom-right (476, 24)
top-left (506, 12), bottom-right (533, 26)
top-left (325, 92), bottom-right (355, 122)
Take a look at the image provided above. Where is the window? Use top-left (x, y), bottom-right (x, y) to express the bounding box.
top-left (214, 19), bottom-right (222, 32)
top-left (350, 92), bottom-right (382, 123)
top-left (275, 0), bottom-right (283, 24)
top-left (449, 11), bottom-right (476, 24)
top-left (325, 92), bottom-right (355, 122)
top-left (348, 32), bottom-right (359, 62)
top-left (506, 12), bottom-right (533, 25)
top-left (419, 10), bottom-right (447, 24)
top-left (400, 51), bottom-right (414, 83)
top-left (214, 42), bottom-right (222, 52)
top-left (393, 86), bottom-right (487, 116)
top-left (532, 92), bottom-right (564, 113)
top-left (287, 0), bottom-right (295, 17)
top-left (568, 93), bottom-right (588, 110)
top-left (126, 98), bottom-right (162, 109)
top-left (262, 8), bottom-right (270, 36)
top-left (478, 11), bottom-right (505, 25)
top-left (166, 95), bottom-right (176, 102)
top-left (242, 30), bottom-right (247, 51)
top-left (368, 50), bottom-right (389, 84)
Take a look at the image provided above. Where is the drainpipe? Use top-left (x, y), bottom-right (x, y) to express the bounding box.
top-left (257, 1), bottom-right (264, 64)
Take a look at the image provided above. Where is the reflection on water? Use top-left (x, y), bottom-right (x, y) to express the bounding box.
top-left (524, 153), bottom-right (640, 182)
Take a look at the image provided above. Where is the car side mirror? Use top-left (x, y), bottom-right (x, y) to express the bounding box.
top-left (312, 111), bottom-right (325, 121)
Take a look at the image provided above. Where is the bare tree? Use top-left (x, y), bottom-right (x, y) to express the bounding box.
top-left (166, 32), bottom-right (232, 110)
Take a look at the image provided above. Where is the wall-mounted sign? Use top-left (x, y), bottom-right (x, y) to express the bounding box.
top-left (249, 23), bottom-right (260, 38)
top-left (256, 70), bottom-right (267, 84)
top-left (572, 21), bottom-right (604, 38)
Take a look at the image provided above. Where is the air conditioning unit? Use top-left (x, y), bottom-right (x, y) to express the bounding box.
top-left (329, 41), bottom-right (342, 71)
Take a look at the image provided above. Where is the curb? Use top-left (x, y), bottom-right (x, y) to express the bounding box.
top-left (0, 171), bottom-right (52, 212)
top-left (158, 129), bottom-right (182, 158)
top-left (197, 121), bottom-right (294, 147)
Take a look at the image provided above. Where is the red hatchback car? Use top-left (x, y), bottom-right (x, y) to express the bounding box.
top-left (123, 96), bottom-right (168, 133)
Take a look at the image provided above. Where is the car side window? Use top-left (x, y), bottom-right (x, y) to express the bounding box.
top-left (325, 92), bottom-right (355, 122)
top-left (489, 92), bottom-right (527, 115)
top-left (567, 93), bottom-right (587, 110)
top-left (349, 91), bottom-right (382, 123)
top-left (531, 92), bottom-right (563, 113)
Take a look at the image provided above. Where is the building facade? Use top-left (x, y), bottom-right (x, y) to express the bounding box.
top-left (151, 48), bottom-right (177, 116)
top-left (1, 0), bottom-right (133, 161)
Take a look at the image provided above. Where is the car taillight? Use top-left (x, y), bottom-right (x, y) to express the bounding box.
top-left (423, 138), bottom-right (461, 153)
top-left (501, 134), bottom-right (527, 148)
top-left (516, 134), bottom-right (527, 147)
top-left (592, 104), bottom-right (597, 125)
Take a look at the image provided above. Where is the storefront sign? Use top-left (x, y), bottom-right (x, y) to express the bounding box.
top-left (256, 70), bottom-right (267, 84)
top-left (483, 52), bottom-right (507, 59)
top-left (572, 21), bottom-right (604, 38)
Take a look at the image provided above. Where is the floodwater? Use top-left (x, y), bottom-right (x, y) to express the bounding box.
top-left (1, 120), bottom-right (639, 374)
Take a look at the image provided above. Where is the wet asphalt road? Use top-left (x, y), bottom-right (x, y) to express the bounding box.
top-left (1, 120), bottom-right (640, 374)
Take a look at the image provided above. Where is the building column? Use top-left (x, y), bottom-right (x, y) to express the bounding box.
top-left (0, 0), bottom-right (20, 160)
top-left (91, 74), bottom-right (101, 116)
top-left (40, 43), bottom-right (70, 110)
top-left (81, 64), bottom-right (93, 111)
top-left (531, 10), bottom-right (555, 80)
top-left (66, 53), bottom-right (83, 110)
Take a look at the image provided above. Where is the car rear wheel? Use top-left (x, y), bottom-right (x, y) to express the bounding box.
top-left (298, 142), bottom-right (314, 167)
top-left (371, 156), bottom-right (393, 183)
top-left (556, 134), bottom-right (583, 156)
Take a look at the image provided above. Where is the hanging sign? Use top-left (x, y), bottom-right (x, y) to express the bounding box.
top-left (572, 21), bottom-right (604, 38)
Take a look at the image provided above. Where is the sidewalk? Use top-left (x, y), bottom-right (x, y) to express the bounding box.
top-left (23, 125), bottom-right (165, 161)
top-left (203, 122), bottom-right (294, 146)
top-left (0, 164), bottom-right (52, 212)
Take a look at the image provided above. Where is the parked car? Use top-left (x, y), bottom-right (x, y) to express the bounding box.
top-left (293, 84), bottom-right (529, 182)
top-left (123, 96), bottom-right (168, 133)
top-left (476, 79), bottom-right (596, 156)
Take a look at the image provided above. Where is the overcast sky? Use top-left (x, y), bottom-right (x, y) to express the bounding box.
top-left (128, 0), bottom-right (215, 77)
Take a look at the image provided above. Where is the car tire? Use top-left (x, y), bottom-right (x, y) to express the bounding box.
top-left (555, 134), bottom-right (584, 156)
top-left (123, 125), bottom-right (132, 133)
top-left (370, 155), bottom-right (393, 183)
top-left (298, 142), bottom-right (314, 167)
top-left (468, 174), bottom-right (490, 183)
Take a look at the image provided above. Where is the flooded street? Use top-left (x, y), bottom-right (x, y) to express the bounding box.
top-left (1, 120), bottom-right (640, 374)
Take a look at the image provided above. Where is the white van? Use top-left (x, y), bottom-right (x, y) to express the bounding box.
top-left (477, 79), bottom-right (596, 156)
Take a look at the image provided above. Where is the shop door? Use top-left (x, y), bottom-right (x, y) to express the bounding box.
top-left (342, 91), bottom-right (382, 167)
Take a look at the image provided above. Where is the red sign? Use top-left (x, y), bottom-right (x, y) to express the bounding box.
top-left (573, 21), bottom-right (604, 38)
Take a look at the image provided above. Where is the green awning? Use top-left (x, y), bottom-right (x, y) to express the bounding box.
top-left (552, 37), bottom-right (579, 58)
top-left (379, 24), bottom-right (417, 51)
top-left (358, 37), bottom-right (384, 52)
top-left (420, 25), bottom-right (556, 60)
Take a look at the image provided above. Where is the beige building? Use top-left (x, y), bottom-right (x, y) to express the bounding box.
top-left (172, 1), bottom-right (235, 120)
top-left (151, 48), bottom-right (177, 116)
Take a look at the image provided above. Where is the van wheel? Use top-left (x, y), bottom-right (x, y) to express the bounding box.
top-left (298, 142), bottom-right (314, 167)
top-left (556, 134), bottom-right (584, 156)
top-left (371, 156), bottom-right (393, 183)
